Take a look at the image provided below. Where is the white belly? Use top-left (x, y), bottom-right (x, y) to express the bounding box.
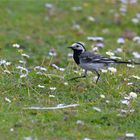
top-left (79, 63), bottom-right (105, 71)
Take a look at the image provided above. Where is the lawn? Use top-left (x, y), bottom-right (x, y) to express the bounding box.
top-left (0, 0), bottom-right (140, 139)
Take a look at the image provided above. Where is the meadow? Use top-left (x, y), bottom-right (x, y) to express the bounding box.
top-left (0, 0), bottom-right (140, 139)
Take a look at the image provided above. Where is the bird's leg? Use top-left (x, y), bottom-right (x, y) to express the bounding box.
top-left (95, 70), bottom-right (100, 84)
top-left (69, 70), bottom-right (87, 81)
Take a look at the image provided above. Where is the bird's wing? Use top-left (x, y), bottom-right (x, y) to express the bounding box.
top-left (79, 52), bottom-right (116, 63)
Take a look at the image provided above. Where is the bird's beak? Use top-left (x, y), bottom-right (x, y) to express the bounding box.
top-left (68, 46), bottom-right (73, 49)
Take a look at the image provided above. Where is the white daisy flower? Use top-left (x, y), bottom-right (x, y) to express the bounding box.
top-left (93, 107), bottom-right (101, 112)
top-left (5, 97), bottom-right (11, 103)
top-left (37, 85), bottom-right (45, 88)
top-left (117, 37), bottom-right (125, 44)
top-left (100, 94), bottom-right (105, 98)
top-left (132, 52), bottom-right (140, 59)
top-left (108, 67), bottom-right (117, 73)
top-left (121, 100), bottom-right (129, 105)
top-left (50, 87), bottom-right (56, 91)
top-left (132, 75), bottom-right (140, 80)
top-left (21, 53), bottom-right (30, 58)
top-left (129, 92), bottom-right (137, 99)
top-left (12, 43), bottom-right (20, 48)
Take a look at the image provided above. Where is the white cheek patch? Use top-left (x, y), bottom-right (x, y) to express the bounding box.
top-left (77, 46), bottom-right (85, 52)
top-left (71, 43), bottom-right (85, 52)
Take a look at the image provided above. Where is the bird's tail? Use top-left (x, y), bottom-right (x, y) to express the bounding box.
top-left (115, 60), bottom-right (140, 65)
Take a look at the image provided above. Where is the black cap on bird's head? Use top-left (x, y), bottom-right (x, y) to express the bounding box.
top-left (68, 42), bottom-right (86, 53)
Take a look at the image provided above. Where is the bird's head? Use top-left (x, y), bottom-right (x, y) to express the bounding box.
top-left (68, 42), bottom-right (86, 53)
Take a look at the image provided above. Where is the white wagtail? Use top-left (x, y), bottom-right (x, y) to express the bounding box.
top-left (68, 42), bottom-right (140, 83)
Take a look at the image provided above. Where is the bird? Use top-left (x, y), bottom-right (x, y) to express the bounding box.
top-left (68, 42), bottom-right (140, 83)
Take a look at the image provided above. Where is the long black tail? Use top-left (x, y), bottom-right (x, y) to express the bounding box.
top-left (115, 60), bottom-right (140, 65)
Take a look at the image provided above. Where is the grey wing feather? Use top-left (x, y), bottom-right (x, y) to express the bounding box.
top-left (79, 51), bottom-right (116, 63)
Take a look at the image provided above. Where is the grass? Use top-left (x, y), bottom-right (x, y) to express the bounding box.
top-left (0, 0), bottom-right (140, 139)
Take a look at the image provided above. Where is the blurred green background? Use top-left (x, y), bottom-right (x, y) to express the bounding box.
top-left (0, 0), bottom-right (140, 140)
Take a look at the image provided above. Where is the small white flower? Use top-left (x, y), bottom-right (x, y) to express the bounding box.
top-left (93, 76), bottom-right (98, 82)
top-left (95, 42), bottom-right (104, 48)
top-left (76, 120), bottom-right (84, 125)
top-left (108, 67), bottom-right (117, 73)
top-left (21, 53), bottom-right (30, 58)
top-left (130, 109), bottom-right (135, 113)
top-left (101, 69), bottom-right (108, 73)
top-left (120, 7), bottom-right (127, 15)
top-left (34, 66), bottom-right (47, 71)
top-left (72, 23), bottom-right (81, 30)
top-left (49, 48), bottom-right (57, 56)
top-left (87, 36), bottom-right (104, 42)
top-left (136, 12), bottom-right (140, 19)
top-left (130, 0), bottom-right (137, 4)
top-left (120, 109), bottom-right (135, 114)
top-left (92, 47), bottom-right (98, 52)
top-left (10, 128), bottom-right (14, 132)
top-left (45, 3), bottom-right (53, 9)
top-left (19, 60), bottom-right (26, 64)
top-left (93, 107), bottom-right (101, 112)
top-left (5, 62), bottom-right (11, 66)
top-left (12, 43), bottom-right (20, 48)
top-left (39, 67), bottom-right (47, 71)
top-left (20, 73), bottom-right (28, 78)
top-left (132, 75), bottom-right (140, 80)
top-left (16, 66), bottom-right (24, 69)
top-left (95, 37), bottom-right (104, 42)
top-left (51, 64), bottom-right (65, 71)
top-left (132, 52), bottom-right (140, 59)
top-left (87, 36), bottom-right (95, 41)
top-left (64, 82), bottom-right (68, 86)
top-left (0, 60), bottom-right (6, 65)
top-left (5, 97), bottom-right (11, 103)
top-left (117, 37), bottom-right (125, 44)
top-left (120, 0), bottom-right (127, 4)
top-left (127, 64), bottom-right (135, 68)
top-left (115, 48), bottom-right (123, 53)
top-left (127, 82), bottom-right (133, 85)
top-left (124, 96), bottom-right (131, 100)
top-left (120, 109), bottom-right (128, 113)
top-left (49, 52), bottom-right (57, 56)
top-left (37, 85), bottom-right (45, 88)
top-left (106, 100), bottom-right (110, 103)
top-left (49, 95), bottom-right (55, 98)
top-left (106, 51), bottom-right (115, 56)
top-left (132, 18), bottom-right (139, 24)
top-left (57, 104), bottom-right (65, 107)
top-left (100, 94), bottom-right (105, 98)
top-left (121, 100), bottom-right (129, 105)
top-left (124, 78), bottom-right (130, 81)
top-left (129, 92), bottom-right (137, 99)
top-left (50, 87), bottom-right (56, 91)
top-left (16, 66), bottom-right (29, 78)
top-left (83, 138), bottom-right (91, 140)
top-left (3, 70), bottom-right (11, 74)
top-left (133, 36), bottom-right (140, 43)
top-left (87, 16), bottom-right (95, 22)
top-left (36, 72), bottom-right (44, 75)
top-left (51, 63), bottom-right (59, 69)
top-left (67, 53), bottom-right (73, 58)
top-left (125, 133), bottom-right (135, 138)
top-left (74, 70), bottom-right (79, 74)
top-left (59, 68), bottom-right (65, 71)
